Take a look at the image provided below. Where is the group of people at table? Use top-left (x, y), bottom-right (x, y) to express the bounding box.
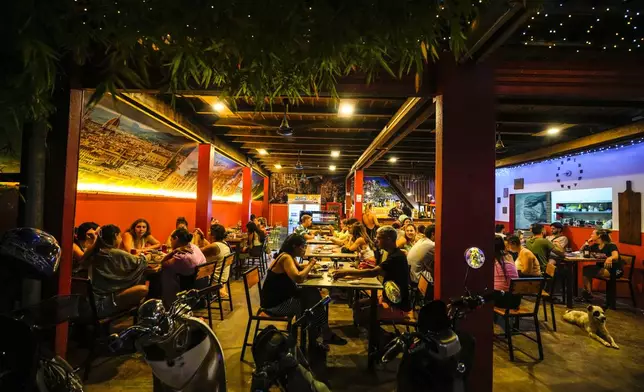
top-left (70, 215), bottom-right (269, 317)
top-left (494, 222), bottom-right (623, 303)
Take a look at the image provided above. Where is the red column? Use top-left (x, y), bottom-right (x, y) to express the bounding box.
top-left (345, 176), bottom-right (352, 218)
top-left (51, 89), bottom-right (83, 357)
top-left (241, 167), bottom-right (252, 231)
top-left (434, 57), bottom-right (495, 392)
top-left (262, 176), bottom-right (270, 222)
top-left (354, 170), bottom-right (364, 222)
top-left (195, 144), bottom-right (214, 234)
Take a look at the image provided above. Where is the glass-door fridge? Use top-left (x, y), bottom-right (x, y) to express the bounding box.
top-left (287, 194), bottom-right (321, 233)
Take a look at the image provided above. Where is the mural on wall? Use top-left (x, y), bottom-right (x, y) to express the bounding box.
top-left (252, 171), bottom-right (264, 200)
top-left (269, 173), bottom-right (344, 204)
top-left (0, 129), bottom-right (21, 174)
top-left (364, 177), bottom-right (399, 205)
top-left (514, 192), bottom-right (552, 230)
top-left (78, 97), bottom-right (245, 201)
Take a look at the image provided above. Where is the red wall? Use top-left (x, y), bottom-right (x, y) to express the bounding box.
top-left (75, 194), bottom-right (251, 241)
top-left (270, 204), bottom-right (288, 227)
top-left (496, 220), bottom-right (644, 307)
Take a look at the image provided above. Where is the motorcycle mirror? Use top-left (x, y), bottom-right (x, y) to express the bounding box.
top-left (464, 247), bottom-right (485, 269)
top-left (383, 280), bottom-right (402, 305)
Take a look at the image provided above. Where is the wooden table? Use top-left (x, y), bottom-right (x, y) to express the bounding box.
top-left (561, 253), bottom-right (606, 309)
top-left (306, 239), bottom-right (334, 245)
top-left (299, 264), bottom-right (383, 370)
top-left (304, 244), bottom-right (356, 259)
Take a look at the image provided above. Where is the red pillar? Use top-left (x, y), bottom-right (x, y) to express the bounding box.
top-left (262, 176), bottom-right (270, 222)
top-left (434, 57), bottom-right (495, 392)
top-left (241, 167), bottom-right (252, 231)
top-left (345, 176), bottom-right (352, 218)
top-left (51, 89), bottom-right (83, 357)
top-left (195, 144), bottom-right (214, 234)
top-left (354, 170), bottom-right (364, 222)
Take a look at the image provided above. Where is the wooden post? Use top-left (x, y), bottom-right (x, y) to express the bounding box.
top-left (195, 144), bottom-right (214, 234)
top-left (48, 89), bottom-right (83, 358)
top-left (241, 167), bottom-right (252, 231)
top-left (262, 176), bottom-right (270, 221)
top-left (354, 170), bottom-right (364, 222)
top-left (434, 57), bottom-right (496, 392)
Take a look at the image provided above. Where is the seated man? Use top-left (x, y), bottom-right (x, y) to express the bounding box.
top-left (294, 214), bottom-right (316, 240)
top-left (526, 223), bottom-right (565, 271)
top-left (507, 235), bottom-right (541, 277)
top-left (333, 226), bottom-right (411, 322)
top-left (407, 224), bottom-right (435, 284)
top-left (546, 222), bottom-right (569, 264)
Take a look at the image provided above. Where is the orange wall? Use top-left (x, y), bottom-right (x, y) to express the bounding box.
top-left (75, 194), bottom-right (250, 240)
top-left (270, 204), bottom-right (289, 227)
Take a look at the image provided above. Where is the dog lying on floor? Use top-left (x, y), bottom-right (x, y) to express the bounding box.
top-left (563, 305), bottom-right (619, 349)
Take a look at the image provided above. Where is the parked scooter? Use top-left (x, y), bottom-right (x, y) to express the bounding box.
top-left (109, 286), bottom-right (227, 391)
top-left (250, 296), bottom-right (332, 392)
top-left (0, 227), bottom-right (85, 392)
top-left (380, 247), bottom-right (497, 392)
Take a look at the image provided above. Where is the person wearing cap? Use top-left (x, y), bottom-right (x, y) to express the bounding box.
top-left (547, 222), bottom-right (569, 265)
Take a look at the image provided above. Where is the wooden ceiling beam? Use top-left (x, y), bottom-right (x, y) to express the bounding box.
top-left (238, 139), bottom-right (372, 147)
top-left (226, 130), bottom-right (375, 141)
top-left (212, 118), bottom-right (388, 129)
top-left (498, 97), bottom-right (644, 109)
top-left (496, 120), bottom-right (644, 167)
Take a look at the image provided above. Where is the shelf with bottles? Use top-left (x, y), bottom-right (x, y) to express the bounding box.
top-left (553, 201), bottom-right (612, 215)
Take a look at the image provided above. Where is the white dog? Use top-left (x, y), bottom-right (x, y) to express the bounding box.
top-left (563, 305), bottom-right (619, 349)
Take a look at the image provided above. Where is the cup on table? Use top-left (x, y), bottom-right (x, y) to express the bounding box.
top-left (130, 249), bottom-right (137, 255)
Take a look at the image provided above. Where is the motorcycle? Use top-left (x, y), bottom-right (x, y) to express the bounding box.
top-left (109, 286), bottom-right (227, 391)
top-left (380, 247), bottom-right (498, 392)
top-left (250, 296), bottom-right (332, 392)
top-left (0, 228), bottom-right (85, 392)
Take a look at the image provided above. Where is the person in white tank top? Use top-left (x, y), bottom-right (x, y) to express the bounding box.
top-left (345, 222), bottom-right (377, 268)
top-left (201, 224), bottom-right (233, 297)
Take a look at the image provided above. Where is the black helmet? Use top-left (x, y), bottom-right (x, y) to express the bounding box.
top-left (0, 228), bottom-right (61, 279)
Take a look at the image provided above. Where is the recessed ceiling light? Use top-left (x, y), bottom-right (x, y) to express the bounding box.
top-left (406, 192), bottom-right (412, 196)
top-left (257, 148), bottom-right (268, 155)
top-left (274, 164), bottom-right (282, 169)
top-left (329, 165), bottom-right (336, 171)
top-left (388, 157), bottom-right (398, 163)
top-left (338, 101), bottom-right (355, 117)
top-left (212, 102), bottom-right (226, 112)
top-left (546, 127), bottom-right (561, 135)
top-left (330, 150), bottom-right (340, 158)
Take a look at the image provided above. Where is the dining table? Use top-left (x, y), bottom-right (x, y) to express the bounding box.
top-left (306, 238), bottom-right (335, 245)
top-left (304, 244), bottom-right (357, 259)
top-left (298, 261), bottom-right (384, 370)
top-left (561, 252), bottom-right (612, 309)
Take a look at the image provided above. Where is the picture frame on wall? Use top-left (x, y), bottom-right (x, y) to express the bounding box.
top-left (502, 206), bottom-right (508, 214)
top-left (503, 188), bottom-right (509, 198)
top-left (514, 178), bottom-right (525, 190)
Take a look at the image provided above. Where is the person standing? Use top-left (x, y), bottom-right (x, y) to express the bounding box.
top-left (362, 202), bottom-right (380, 240)
top-left (388, 200), bottom-right (404, 219)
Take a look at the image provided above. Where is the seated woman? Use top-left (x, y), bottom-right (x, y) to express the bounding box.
top-left (166, 217), bottom-right (189, 247)
top-left (345, 223), bottom-right (377, 269)
top-left (493, 236), bottom-right (520, 309)
top-left (72, 221), bottom-right (99, 271)
top-left (192, 228), bottom-right (210, 248)
top-left (160, 228), bottom-right (207, 306)
top-left (578, 229), bottom-right (623, 302)
top-left (396, 223), bottom-right (418, 253)
top-left (122, 218), bottom-right (161, 254)
top-left (506, 235), bottom-right (541, 277)
top-left (201, 224), bottom-right (232, 297)
top-left (261, 234), bottom-right (347, 348)
top-left (257, 217), bottom-right (268, 233)
top-left (242, 221), bottom-right (266, 256)
top-left (79, 224), bottom-right (149, 317)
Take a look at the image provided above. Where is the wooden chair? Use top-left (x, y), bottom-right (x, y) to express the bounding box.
top-left (541, 263), bottom-right (557, 331)
top-left (209, 253), bottom-right (237, 320)
top-left (592, 254), bottom-right (637, 308)
top-left (240, 267), bottom-right (293, 362)
top-left (191, 261), bottom-right (217, 326)
top-left (494, 277), bottom-right (546, 361)
top-left (246, 238), bottom-right (268, 277)
top-left (413, 273), bottom-right (433, 310)
top-left (71, 277), bottom-right (138, 380)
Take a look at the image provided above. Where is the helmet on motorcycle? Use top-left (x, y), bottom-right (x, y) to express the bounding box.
top-left (0, 228), bottom-right (61, 279)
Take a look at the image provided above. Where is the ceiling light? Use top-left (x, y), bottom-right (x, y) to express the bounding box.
top-left (274, 164), bottom-right (282, 169)
top-left (406, 192), bottom-right (412, 196)
top-left (388, 157), bottom-right (397, 163)
top-left (329, 165), bottom-right (336, 171)
top-left (257, 148), bottom-right (268, 155)
top-left (212, 102), bottom-right (226, 112)
top-left (546, 127), bottom-right (561, 135)
top-left (330, 150), bottom-right (340, 158)
top-left (338, 101), bottom-right (355, 117)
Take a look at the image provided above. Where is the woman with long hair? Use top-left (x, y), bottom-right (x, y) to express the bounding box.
top-left (79, 224), bottom-right (149, 316)
top-left (346, 223), bottom-right (377, 268)
top-left (122, 218), bottom-right (161, 254)
top-left (72, 222), bottom-right (99, 268)
top-left (397, 223), bottom-right (418, 252)
top-left (493, 236), bottom-right (520, 310)
top-left (362, 202), bottom-right (380, 240)
top-left (261, 234), bottom-right (347, 349)
top-left (160, 227), bottom-right (207, 306)
top-left (243, 221), bottom-right (266, 255)
top-left (201, 224), bottom-right (233, 297)
top-left (578, 229), bottom-right (622, 302)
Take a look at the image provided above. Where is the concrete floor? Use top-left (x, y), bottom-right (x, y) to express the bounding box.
top-left (76, 281), bottom-right (644, 392)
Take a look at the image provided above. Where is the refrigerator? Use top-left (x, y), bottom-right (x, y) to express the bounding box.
top-left (287, 194), bottom-right (321, 233)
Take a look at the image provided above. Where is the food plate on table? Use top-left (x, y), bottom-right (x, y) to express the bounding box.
top-left (307, 272), bottom-right (324, 279)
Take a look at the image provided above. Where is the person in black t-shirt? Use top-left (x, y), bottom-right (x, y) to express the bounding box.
top-left (333, 226), bottom-right (411, 315)
top-left (578, 229), bottom-right (623, 302)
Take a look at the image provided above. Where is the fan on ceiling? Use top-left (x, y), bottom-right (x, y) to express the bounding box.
top-left (495, 125), bottom-right (507, 154)
top-left (277, 98), bottom-right (294, 136)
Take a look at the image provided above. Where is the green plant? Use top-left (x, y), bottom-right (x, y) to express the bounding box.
top-left (1, 0), bottom-right (483, 135)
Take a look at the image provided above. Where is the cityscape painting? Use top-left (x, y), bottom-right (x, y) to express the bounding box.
top-left (364, 176), bottom-right (399, 204)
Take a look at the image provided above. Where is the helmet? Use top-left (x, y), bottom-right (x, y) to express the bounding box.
top-left (0, 228), bottom-right (61, 279)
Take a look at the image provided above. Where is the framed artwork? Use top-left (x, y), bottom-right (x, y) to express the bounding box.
top-left (503, 188), bottom-right (509, 198)
top-left (497, 197), bottom-right (501, 204)
top-left (514, 192), bottom-right (551, 230)
top-left (502, 206), bottom-right (508, 214)
top-left (514, 178), bottom-right (525, 190)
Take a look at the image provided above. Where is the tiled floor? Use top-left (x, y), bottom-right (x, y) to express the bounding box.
top-left (76, 281), bottom-right (644, 392)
